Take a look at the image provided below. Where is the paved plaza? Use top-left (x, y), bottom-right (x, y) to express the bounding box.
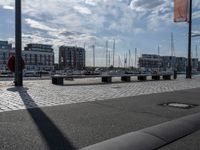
top-left (0, 76), bottom-right (200, 149)
top-left (1, 75), bottom-right (200, 112)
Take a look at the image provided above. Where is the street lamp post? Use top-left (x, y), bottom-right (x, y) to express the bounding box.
top-left (186, 0), bottom-right (192, 79)
top-left (15, 0), bottom-right (23, 86)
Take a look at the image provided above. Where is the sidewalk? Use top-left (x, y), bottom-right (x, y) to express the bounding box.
top-left (0, 83), bottom-right (200, 149)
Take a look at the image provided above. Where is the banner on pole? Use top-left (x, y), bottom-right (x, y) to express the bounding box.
top-left (174, 0), bottom-right (189, 22)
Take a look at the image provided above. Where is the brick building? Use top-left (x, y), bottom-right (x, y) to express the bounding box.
top-left (59, 46), bottom-right (85, 70)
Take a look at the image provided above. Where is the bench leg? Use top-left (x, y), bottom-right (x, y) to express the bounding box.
top-left (52, 78), bottom-right (64, 85)
top-left (163, 75), bottom-right (171, 80)
top-left (102, 77), bottom-right (112, 83)
top-left (138, 76), bottom-right (147, 81)
top-left (121, 76), bottom-right (131, 82)
top-left (152, 75), bottom-right (160, 80)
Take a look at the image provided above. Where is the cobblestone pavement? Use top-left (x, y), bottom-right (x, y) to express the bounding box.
top-left (0, 76), bottom-right (200, 112)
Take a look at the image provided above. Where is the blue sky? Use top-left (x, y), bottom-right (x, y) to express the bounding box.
top-left (0, 0), bottom-right (200, 66)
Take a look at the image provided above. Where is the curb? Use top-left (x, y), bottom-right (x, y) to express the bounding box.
top-left (80, 112), bottom-right (200, 150)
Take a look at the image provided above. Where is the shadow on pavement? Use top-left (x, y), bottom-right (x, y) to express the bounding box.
top-left (7, 87), bottom-right (76, 150)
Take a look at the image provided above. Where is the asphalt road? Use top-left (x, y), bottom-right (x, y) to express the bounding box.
top-left (0, 88), bottom-right (200, 150)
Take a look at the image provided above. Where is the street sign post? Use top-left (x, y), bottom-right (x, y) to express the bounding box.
top-left (174, 0), bottom-right (192, 79)
top-left (15, 0), bottom-right (23, 86)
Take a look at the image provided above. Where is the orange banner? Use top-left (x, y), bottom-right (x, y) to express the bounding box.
top-left (174, 0), bottom-right (189, 22)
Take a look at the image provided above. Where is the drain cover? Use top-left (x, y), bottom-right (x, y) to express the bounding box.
top-left (159, 102), bottom-right (198, 109)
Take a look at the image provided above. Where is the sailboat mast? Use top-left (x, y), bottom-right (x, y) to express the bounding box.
top-left (113, 39), bottom-right (115, 68)
top-left (135, 48), bottom-right (137, 68)
top-left (106, 40), bottom-right (108, 68)
top-left (196, 44), bottom-right (198, 58)
top-left (93, 45), bottom-right (95, 67)
top-left (171, 32), bottom-right (175, 56)
top-left (118, 55), bottom-right (120, 68)
top-left (108, 51), bottom-right (110, 67)
top-left (129, 49), bottom-right (131, 67)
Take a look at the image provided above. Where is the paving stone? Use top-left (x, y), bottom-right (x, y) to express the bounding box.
top-left (0, 76), bottom-right (200, 112)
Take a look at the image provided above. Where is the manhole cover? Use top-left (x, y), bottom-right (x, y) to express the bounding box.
top-left (159, 102), bottom-right (198, 109)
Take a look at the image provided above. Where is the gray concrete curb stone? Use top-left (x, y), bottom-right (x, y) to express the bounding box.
top-left (80, 113), bottom-right (200, 150)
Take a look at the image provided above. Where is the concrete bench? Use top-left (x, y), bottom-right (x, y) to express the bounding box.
top-left (52, 73), bottom-right (174, 85)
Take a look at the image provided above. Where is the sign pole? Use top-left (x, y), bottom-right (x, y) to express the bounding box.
top-left (186, 0), bottom-right (192, 79)
top-left (15, 0), bottom-right (23, 86)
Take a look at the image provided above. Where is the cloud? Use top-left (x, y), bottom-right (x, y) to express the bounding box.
top-left (84, 0), bottom-right (96, 6)
top-left (0, 0), bottom-right (200, 66)
top-left (3, 5), bottom-right (14, 10)
top-left (192, 30), bottom-right (200, 36)
top-left (133, 0), bottom-right (172, 30)
top-left (73, 5), bottom-right (92, 14)
top-left (25, 18), bottom-right (57, 32)
top-left (193, 11), bottom-right (200, 19)
top-left (0, 0), bottom-right (14, 8)
top-left (130, 0), bottom-right (163, 12)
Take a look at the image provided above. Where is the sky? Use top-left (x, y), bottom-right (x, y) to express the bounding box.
top-left (0, 0), bottom-right (200, 67)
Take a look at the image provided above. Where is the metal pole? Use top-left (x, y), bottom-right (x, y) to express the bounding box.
top-left (171, 32), bottom-right (175, 56)
top-left (118, 55), bottom-right (120, 68)
top-left (158, 45), bottom-right (160, 72)
top-left (186, 0), bottom-right (192, 79)
top-left (195, 44), bottom-right (198, 58)
top-left (128, 50), bottom-right (131, 68)
top-left (84, 42), bottom-right (86, 49)
top-left (113, 39), bottom-right (115, 68)
top-left (158, 45), bottom-right (160, 56)
top-left (93, 45), bottom-right (95, 68)
top-left (135, 48), bottom-right (137, 68)
top-left (106, 40), bottom-right (108, 68)
top-left (15, 0), bottom-right (23, 86)
top-left (108, 51), bottom-right (110, 67)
